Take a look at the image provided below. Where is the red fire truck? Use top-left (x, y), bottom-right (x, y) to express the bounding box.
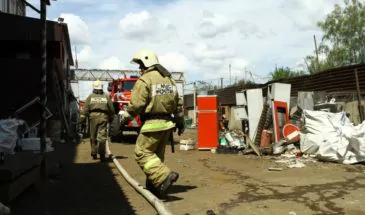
top-left (107, 75), bottom-right (142, 139)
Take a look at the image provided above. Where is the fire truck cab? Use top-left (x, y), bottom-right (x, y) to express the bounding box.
top-left (107, 75), bottom-right (142, 139)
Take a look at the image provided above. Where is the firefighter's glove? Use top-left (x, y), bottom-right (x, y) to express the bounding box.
top-left (176, 123), bottom-right (185, 136)
top-left (80, 115), bottom-right (86, 124)
top-left (108, 115), bottom-right (114, 123)
top-left (120, 110), bottom-right (133, 125)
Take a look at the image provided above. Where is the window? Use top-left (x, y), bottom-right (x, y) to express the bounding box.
top-left (9, 0), bottom-right (16, 14)
top-left (17, 6), bottom-right (24, 16)
top-left (17, 0), bottom-right (25, 16)
top-left (122, 81), bottom-right (136, 91)
top-left (0, 0), bottom-right (9, 13)
top-left (4, 0), bottom-right (8, 13)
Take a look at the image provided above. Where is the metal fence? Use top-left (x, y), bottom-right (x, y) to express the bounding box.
top-left (184, 63), bottom-right (365, 108)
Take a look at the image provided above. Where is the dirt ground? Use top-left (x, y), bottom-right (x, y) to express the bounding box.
top-left (9, 128), bottom-right (365, 215)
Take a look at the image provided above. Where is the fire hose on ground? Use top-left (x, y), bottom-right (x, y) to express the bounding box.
top-left (105, 125), bottom-right (173, 215)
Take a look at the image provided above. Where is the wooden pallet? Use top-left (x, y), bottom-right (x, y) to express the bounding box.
top-left (253, 103), bottom-right (270, 146)
top-left (0, 152), bottom-right (42, 203)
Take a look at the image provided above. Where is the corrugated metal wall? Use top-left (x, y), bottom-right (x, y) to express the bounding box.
top-left (184, 63), bottom-right (365, 108)
top-left (0, 13), bottom-right (61, 41)
top-left (267, 63), bottom-right (365, 97)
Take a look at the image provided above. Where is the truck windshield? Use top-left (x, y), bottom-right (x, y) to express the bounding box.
top-left (123, 81), bottom-right (135, 91)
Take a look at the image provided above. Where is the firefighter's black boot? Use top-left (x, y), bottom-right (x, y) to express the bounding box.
top-left (99, 154), bottom-right (106, 162)
top-left (146, 179), bottom-right (163, 199)
top-left (158, 171), bottom-right (179, 198)
top-left (91, 154), bottom-right (97, 160)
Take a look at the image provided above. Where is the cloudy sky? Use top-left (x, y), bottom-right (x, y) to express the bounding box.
top-left (26, 0), bottom-right (343, 97)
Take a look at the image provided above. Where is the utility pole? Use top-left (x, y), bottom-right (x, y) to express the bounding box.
top-left (193, 82), bottom-right (197, 127)
top-left (75, 46), bottom-right (78, 69)
top-left (314, 35), bottom-right (320, 72)
top-left (229, 64), bottom-right (232, 85)
top-left (355, 69), bottom-right (364, 121)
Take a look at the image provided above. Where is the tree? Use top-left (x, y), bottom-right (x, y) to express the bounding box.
top-left (270, 66), bottom-right (306, 81)
top-left (306, 0), bottom-right (365, 72)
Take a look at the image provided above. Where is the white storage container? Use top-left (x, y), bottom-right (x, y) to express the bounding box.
top-left (179, 139), bottom-right (195, 151)
top-left (20, 137), bottom-right (54, 152)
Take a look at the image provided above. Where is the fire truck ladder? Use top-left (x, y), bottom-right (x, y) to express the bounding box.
top-left (71, 69), bottom-right (185, 84)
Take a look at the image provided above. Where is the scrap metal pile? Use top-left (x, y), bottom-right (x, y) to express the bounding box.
top-left (215, 83), bottom-right (365, 166)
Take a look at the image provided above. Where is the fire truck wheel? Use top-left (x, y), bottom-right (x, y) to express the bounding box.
top-left (109, 114), bottom-right (122, 142)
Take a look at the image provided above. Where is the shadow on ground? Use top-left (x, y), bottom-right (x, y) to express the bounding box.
top-left (169, 185), bottom-right (198, 194)
top-left (9, 141), bottom-right (137, 215)
top-left (199, 158), bottom-right (365, 215)
top-left (119, 133), bottom-right (138, 145)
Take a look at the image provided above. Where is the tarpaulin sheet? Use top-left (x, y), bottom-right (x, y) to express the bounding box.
top-left (300, 110), bottom-right (365, 164)
top-left (0, 119), bottom-right (25, 154)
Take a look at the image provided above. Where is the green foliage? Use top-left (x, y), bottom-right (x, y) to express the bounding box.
top-left (226, 79), bottom-right (257, 88)
top-left (270, 66), bottom-right (306, 81)
top-left (306, 0), bottom-right (365, 73)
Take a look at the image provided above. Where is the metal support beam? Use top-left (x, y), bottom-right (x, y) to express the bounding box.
top-left (24, 1), bottom-right (41, 13)
top-left (39, 0), bottom-right (48, 182)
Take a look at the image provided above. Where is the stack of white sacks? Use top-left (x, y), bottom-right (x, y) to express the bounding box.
top-left (0, 118), bottom-right (54, 155)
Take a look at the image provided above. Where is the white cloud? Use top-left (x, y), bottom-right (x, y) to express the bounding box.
top-left (99, 56), bottom-right (124, 70)
top-left (198, 11), bottom-right (232, 38)
top-left (201, 58), bottom-right (224, 68)
top-left (118, 10), bottom-right (176, 41)
top-left (159, 52), bottom-right (191, 72)
top-left (281, 0), bottom-right (343, 31)
top-left (71, 46), bottom-right (95, 69)
top-left (50, 0), bottom-right (344, 88)
top-left (231, 58), bottom-right (249, 70)
top-left (77, 46), bottom-right (93, 62)
top-left (292, 59), bottom-right (308, 72)
top-left (57, 13), bottom-right (91, 44)
top-left (193, 43), bottom-right (235, 60)
top-left (203, 57), bottom-right (250, 79)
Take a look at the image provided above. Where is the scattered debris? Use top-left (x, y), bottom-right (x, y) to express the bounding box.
top-left (217, 129), bottom-right (246, 154)
top-left (268, 167), bottom-right (283, 171)
top-left (287, 161), bottom-right (306, 168)
top-left (245, 133), bottom-right (261, 157)
top-left (274, 152), bottom-right (317, 169)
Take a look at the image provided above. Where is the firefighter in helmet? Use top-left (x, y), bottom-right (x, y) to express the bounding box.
top-left (80, 80), bottom-right (115, 161)
top-left (121, 49), bottom-right (185, 198)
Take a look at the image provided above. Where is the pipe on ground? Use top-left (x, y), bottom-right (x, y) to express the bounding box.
top-left (105, 139), bottom-right (173, 215)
